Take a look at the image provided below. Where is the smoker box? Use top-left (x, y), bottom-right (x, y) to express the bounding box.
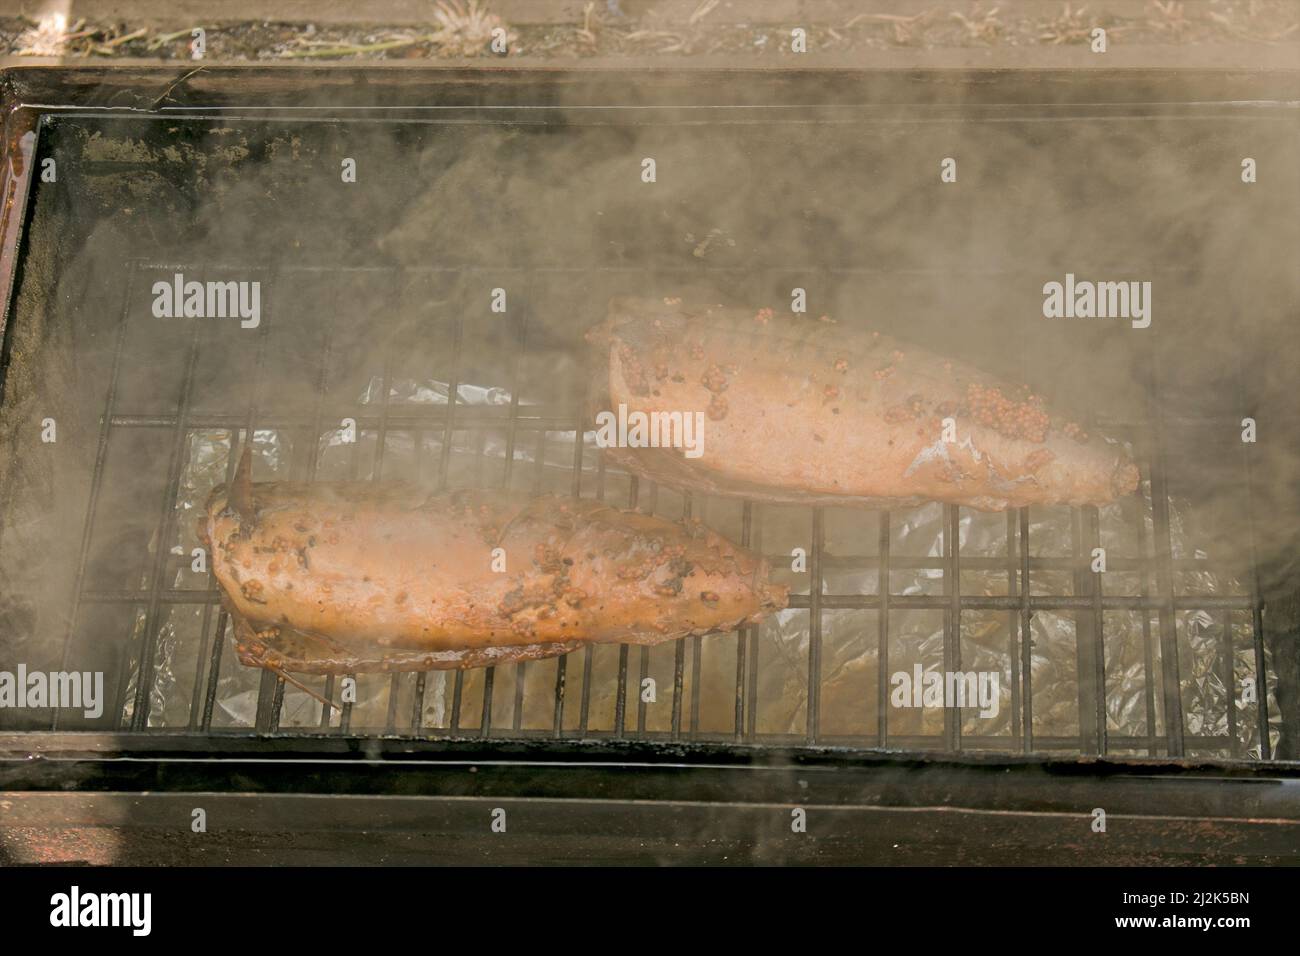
top-left (0, 62), bottom-right (1298, 865)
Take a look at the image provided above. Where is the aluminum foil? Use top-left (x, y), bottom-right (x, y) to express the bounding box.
top-left (123, 373), bottom-right (1279, 759)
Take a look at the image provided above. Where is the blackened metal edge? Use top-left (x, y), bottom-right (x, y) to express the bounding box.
top-left (3, 63), bottom-right (1300, 112)
top-left (2, 731), bottom-right (1299, 775)
top-left (3, 743), bottom-right (1300, 831)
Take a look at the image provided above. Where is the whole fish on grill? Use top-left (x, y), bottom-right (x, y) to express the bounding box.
top-left (200, 448), bottom-right (786, 700)
top-left (587, 296), bottom-right (1140, 511)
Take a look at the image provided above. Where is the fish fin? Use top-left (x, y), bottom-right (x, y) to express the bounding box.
top-left (229, 610), bottom-right (335, 712)
top-left (265, 663), bottom-right (334, 711)
top-left (230, 441), bottom-right (255, 527)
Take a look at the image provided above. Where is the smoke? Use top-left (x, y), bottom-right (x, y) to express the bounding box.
top-left (0, 71), bottom-right (1294, 752)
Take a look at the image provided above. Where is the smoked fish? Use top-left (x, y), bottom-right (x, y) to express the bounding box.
top-left (201, 449), bottom-right (786, 682)
top-left (588, 296), bottom-right (1140, 511)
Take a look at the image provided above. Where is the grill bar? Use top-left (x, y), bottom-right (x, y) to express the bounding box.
top-left (735, 501), bottom-right (753, 742)
top-left (637, 645), bottom-right (650, 735)
top-left (99, 408), bottom-right (1237, 434)
top-left (1236, 347), bottom-right (1273, 760)
top-left (807, 508), bottom-right (824, 744)
top-left (43, 258), bottom-right (1274, 764)
top-left (304, 308), bottom-right (340, 730)
top-left (440, 303), bottom-right (469, 734)
top-left (52, 261), bottom-right (134, 731)
top-left (1070, 508), bottom-right (1100, 754)
top-left (60, 728), bottom-right (1249, 751)
top-left (1019, 508), bottom-right (1034, 750)
top-left (77, 587), bottom-right (1263, 613)
top-left (1088, 506), bottom-right (1108, 753)
top-left (200, 611), bottom-right (228, 731)
top-left (127, 324), bottom-right (204, 730)
top-left (944, 504), bottom-right (960, 752)
top-left (1127, 492), bottom-right (1160, 756)
top-left (1221, 610), bottom-right (1240, 759)
top-left (745, 503), bottom-right (762, 742)
top-left (200, 447), bottom-right (244, 733)
top-left (411, 673), bottom-right (427, 732)
top-left (1004, 511), bottom-right (1021, 752)
top-left (1149, 438), bottom-right (1185, 757)
top-left (185, 600), bottom-right (215, 731)
top-left (877, 511), bottom-right (891, 748)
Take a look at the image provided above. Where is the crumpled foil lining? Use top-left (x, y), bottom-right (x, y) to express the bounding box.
top-left (122, 375), bottom-right (1280, 759)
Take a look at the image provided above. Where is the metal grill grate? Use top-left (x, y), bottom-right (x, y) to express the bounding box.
top-left (51, 255), bottom-right (1274, 760)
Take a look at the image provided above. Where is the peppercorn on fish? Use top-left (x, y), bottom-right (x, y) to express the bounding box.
top-left (588, 296), bottom-right (1140, 511)
top-left (201, 449), bottom-right (786, 682)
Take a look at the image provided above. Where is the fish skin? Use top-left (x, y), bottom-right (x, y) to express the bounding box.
top-left (588, 296), bottom-right (1141, 511)
top-left (201, 479), bottom-right (786, 675)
